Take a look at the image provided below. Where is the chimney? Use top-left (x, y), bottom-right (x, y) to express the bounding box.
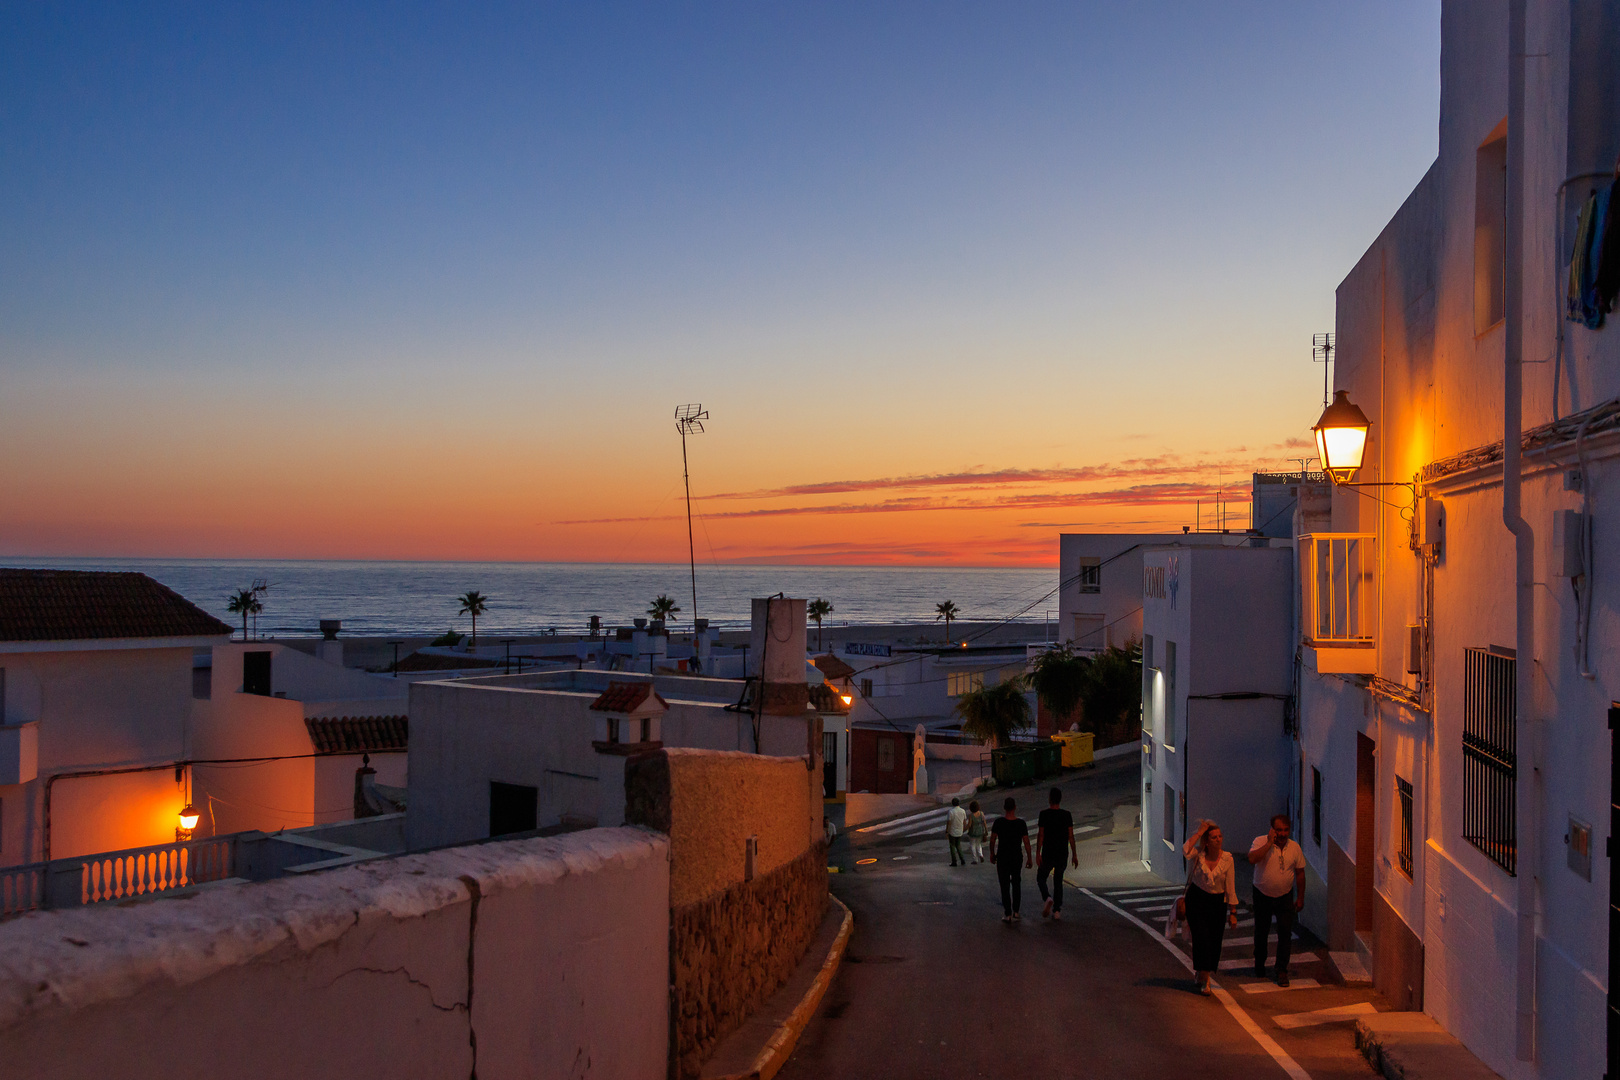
top-left (694, 618), bottom-right (712, 664)
top-left (749, 597), bottom-right (807, 716)
top-left (631, 619), bottom-right (648, 665)
top-left (317, 619), bottom-right (343, 667)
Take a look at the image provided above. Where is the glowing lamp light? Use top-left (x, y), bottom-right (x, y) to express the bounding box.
top-left (178, 804), bottom-right (200, 832)
top-left (1313, 390), bottom-right (1371, 484)
top-left (840, 694), bottom-right (853, 706)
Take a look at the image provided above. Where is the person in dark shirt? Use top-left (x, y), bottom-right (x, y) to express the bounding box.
top-left (989, 796), bottom-right (1032, 922)
top-left (1036, 787), bottom-right (1078, 919)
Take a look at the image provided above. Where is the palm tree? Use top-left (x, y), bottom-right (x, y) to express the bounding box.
top-left (807, 597), bottom-right (833, 652)
top-left (648, 593), bottom-right (681, 624)
top-left (934, 599), bottom-right (960, 644)
top-left (1078, 640), bottom-right (1144, 747)
top-left (457, 591), bottom-right (489, 648)
top-left (225, 588), bottom-right (262, 642)
top-left (953, 677), bottom-right (1031, 749)
top-left (1026, 644), bottom-right (1089, 731)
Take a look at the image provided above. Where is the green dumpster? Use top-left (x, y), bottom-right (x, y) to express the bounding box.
top-left (990, 745), bottom-right (1037, 787)
top-left (1031, 740), bottom-right (1063, 778)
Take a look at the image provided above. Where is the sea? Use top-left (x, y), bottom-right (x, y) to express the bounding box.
top-left (1, 558), bottom-right (1058, 637)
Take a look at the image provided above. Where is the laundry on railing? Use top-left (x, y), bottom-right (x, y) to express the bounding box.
top-left (1568, 167), bottom-right (1620, 329)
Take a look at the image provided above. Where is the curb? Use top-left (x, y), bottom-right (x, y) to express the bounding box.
top-left (712, 896), bottom-right (854, 1080)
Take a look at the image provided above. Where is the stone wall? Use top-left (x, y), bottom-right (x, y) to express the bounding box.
top-left (625, 746), bottom-right (828, 1078)
top-left (670, 843), bottom-right (828, 1079)
top-left (0, 828), bottom-right (670, 1080)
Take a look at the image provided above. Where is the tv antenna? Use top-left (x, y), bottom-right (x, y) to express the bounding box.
top-left (674, 404), bottom-right (709, 630)
top-left (1312, 333), bottom-right (1335, 407)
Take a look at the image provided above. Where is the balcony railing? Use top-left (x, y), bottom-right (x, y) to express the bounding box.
top-left (1299, 533), bottom-right (1377, 673)
top-left (0, 836), bottom-right (238, 918)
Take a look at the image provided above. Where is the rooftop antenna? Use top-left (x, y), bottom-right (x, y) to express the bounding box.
top-left (1312, 333), bottom-right (1335, 407)
top-left (674, 404), bottom-right (709, 631)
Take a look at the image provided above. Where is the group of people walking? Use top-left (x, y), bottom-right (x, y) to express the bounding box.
top-left (944, 789), bottom-right (1080, 923)
top-left (1176, 813), bottom-right (1306, 994)
top-left (943, 792), bottom-right (1306, 995)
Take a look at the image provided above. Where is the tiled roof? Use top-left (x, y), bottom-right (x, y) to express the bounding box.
top-left (305, 715), bottom-right (409, 754)
top-left (811, 654), bottom-right (856, 680)
top-left (808, 682), bottom-right (852, 713)
top-left (589, 681), bottom-right (668, 713)
top-left (0, 569), bottom-right (235, 643)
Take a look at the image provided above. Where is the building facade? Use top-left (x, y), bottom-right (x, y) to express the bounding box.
top-left (1297, 4), bottom-right (1619, 1075)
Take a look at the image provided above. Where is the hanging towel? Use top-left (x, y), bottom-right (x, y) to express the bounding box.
top-left (1596, 176), bottom-right (1620, 316)
top-left (1575, 186), bottom-right (1611, 329)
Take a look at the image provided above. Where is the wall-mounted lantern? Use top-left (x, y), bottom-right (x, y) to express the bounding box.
top-left (177, 804), bottom-right (199, 841)
top-left (1313, 391), bottom-right (1371, 484)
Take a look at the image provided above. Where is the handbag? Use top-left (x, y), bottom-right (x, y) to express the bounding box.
top-left (1164, 887), bottom-right (1189, 942)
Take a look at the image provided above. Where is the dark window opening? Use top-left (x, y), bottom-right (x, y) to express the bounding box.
top-left (1474, 129), bottom-right (1508, 333)
top-left (860, 677), bottom-right (873, 698)
top-left (1311, 766), bottom-right (1323, 846)
top-left (242, 651), bottom-right (272, 697)
top-left (1463, 647), bottom-right (1516, 875)
top-left (1077, 558), bottom-right (1101, 594)
top-left (489, 782), bottom-right (538, 837)
top-left (1396, 776), bottom-right (1414, 878)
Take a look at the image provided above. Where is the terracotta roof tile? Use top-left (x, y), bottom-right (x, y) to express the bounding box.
top-left (811, 654), bottom-right (856, 681)
top-left (0, 569), bottom-right (234, 643)
top-left (589, 681), bottom-right (667, 713)
top-left (305, 715), bottom-right (409, 754)
top-left (808, 682), bottom-right (852, 713)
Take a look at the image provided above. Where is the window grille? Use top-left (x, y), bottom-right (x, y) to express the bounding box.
top-left (1462, 647), bottom-right (1516, 875)
top-left (1163, 641), bottom-right (1177, 747)
top-left (1077, 558), bottom-right (1101, 594)
top-left (1396, 776), bottom-right (1414, 878)
top-left (860, 677), bottom-right (873, 698)
top-left (1311, 766), bottom-right (1322, 846)
top-left (1299, 534), bottom-right (1377, 646)
top-left (947, 671), bottom-right (984, 697)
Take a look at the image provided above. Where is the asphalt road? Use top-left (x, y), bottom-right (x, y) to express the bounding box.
top-left (786, 758), bottom-right (1382, 1080)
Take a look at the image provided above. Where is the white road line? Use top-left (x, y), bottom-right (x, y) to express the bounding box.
top-left (1220, 955), bottom-right (1320, 970)
top-left (1076, 825), bottom-right (1101, 834)
top-left (1272, 1003), bottom-right (1377, 1030)
top-left (1131, 902), bottom-right (1178, 913)
top-left (1105, 886), bottom-right (1184, 897)
top-left (1237, 979), bottom-right (1322, 995)
top-left (1081, 889), bottom-right (1312, 1080)
top-left (855, 807), bottom-right (949, 833)
top-left (1225, 934), bottom-right (1303, 949)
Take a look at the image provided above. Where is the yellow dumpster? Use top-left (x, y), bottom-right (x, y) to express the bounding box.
top-left (1050, 731), bottom-right (1096, 768)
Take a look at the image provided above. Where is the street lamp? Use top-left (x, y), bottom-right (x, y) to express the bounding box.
top-left (1313, 390), bottom-right (1371, 484)
top-left (177, 804), bottom-right (200, 840)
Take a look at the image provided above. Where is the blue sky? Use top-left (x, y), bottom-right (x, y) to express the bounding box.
top-left (0, 3), bottom-right (1441, 563)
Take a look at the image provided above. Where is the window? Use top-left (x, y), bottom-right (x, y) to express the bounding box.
top-left (606, 718), bottom-right (620, 744)
top-left (191, 649), bottom-right (211, 700)
top-left (1311, 766), bottom-right (1323, 846)
top-left (639, 717), bottom-right (650, 743)
top-left (1163, 641), bottom-right (1178, 747)
top-left (1396, 776), bottom-right (1414, 878)
top-left (877, 737), bottom-right (896, 772)
top-left (1077, 557), bottom-right (1101, 594)
top-left (947, 671), bottom-right (984, 697)
top-left (1141, 636), bottom-right (1154, 734)
top-left (1463, 647), bottom-right (1516, 874)
top-left (860, 677), bottom-right (873, 698)
top-left (1163, 783), bottom-right (1176, 844)
top-left (489, 782), bottom-right (538, 837)
top-left (1475, 127), bottom-right (1507, 333)
top-left (242, 651), bottom-right (272, 697)
top-left (0, 667), bottom-right (6, 722)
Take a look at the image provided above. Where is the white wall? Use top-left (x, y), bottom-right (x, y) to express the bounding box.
top-left (0, 828), bottom-right (670, 1080)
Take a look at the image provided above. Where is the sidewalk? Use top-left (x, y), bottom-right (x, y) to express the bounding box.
top-left (1356, 1013), bottom-right (1504, 1080)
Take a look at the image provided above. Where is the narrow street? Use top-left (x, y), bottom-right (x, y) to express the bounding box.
top-left (787, 758), bottom-right (1385, 1080)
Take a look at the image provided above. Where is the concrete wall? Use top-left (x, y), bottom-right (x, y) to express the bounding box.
top-left (0, 646), bottom-right (195, 865)
top-left (0, 828), bottom-right (670, 1080)
top-left (206, 643), bottom-right (407, 708)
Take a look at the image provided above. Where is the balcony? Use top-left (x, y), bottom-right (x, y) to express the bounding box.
top-left (1300, 533), bottom-right (1377, 674)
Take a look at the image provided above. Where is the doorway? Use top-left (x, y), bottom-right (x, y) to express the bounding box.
top-left (1356, 733), bottom-right (1376, 936)
top-left (242, 651), bottom-right (272, 697)
top-left (489, 781), bottom-right (538, 837)
top-left (823, 731), bottom-right (838, 799)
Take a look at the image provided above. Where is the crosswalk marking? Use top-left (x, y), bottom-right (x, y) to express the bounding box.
top-left (1272, 1002), bottom-right (1377, 1030)
top-left (1220, 954), bottom-right (1320, 970)
top-left (856, 807), bottom-right (950, 834)
top-left (1103, 886), bottom-right (1184, 897)
top-left (1236, 979), bottom-right (1321, 995)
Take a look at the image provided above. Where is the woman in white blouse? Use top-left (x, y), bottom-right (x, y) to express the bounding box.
top-left (1176, 819), bottom-right (1239, 995)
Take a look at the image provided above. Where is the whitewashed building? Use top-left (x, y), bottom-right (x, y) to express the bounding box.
top-left (1297, 4), bottom-right (1618, 1076)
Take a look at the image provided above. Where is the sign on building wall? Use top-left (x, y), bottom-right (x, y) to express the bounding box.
top-left (844, 642), bottom-right (892, 657)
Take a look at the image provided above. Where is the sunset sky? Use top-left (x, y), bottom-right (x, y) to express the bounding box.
top-left (0, 3), bottom-right (1440, 567)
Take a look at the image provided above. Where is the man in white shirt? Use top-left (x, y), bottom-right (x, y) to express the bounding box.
top-left (1247, 814), bottom-right (1306, 985)
top-left (945, 797), bottom-right (968, 866)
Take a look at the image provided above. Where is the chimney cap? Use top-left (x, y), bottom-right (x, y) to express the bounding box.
top-left (319, 619), bottom-right (342, 640)
top-left (633, 618), bottom-right (648, 630)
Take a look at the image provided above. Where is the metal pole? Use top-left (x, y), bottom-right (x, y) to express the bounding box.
top-left (682, 426), bottom-right (698, 627)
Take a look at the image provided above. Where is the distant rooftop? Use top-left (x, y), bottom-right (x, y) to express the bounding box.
top-left (305, 715), bottom-right (409, 754)
top-left (0, 568), bottom-right (234, 643)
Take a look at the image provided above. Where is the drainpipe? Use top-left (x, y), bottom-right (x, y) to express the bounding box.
top-left (1503, 0), bottom-right (1536, 1061)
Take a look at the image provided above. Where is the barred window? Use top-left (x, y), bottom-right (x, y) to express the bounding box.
top-left (1077, 557), bottom-right (1101, 594)
top-left (1396, 776), bottom-right (1414, 878)
top-left (1463, 647), bottom-right (1516, 875)
top-left (860, 677), bottom-right (873, 698)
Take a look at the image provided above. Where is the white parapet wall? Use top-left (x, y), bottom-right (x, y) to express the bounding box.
top-left (0, 827), bottom-right (670, 1080)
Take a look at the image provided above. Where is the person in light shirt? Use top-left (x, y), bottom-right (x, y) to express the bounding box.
top-left (1178, 819), bottom-right (1238, 995)
top-left (1247, 814), bottom-right (1307, 986)
top-left (945, 797), bottom-right (968, 867)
